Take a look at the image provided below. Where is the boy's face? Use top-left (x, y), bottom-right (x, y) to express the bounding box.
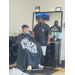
top-left (22, 27), bottom-right (29, 33)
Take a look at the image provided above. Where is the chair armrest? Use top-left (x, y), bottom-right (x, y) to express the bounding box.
top-left (12, 44), bottom-right (17, 47)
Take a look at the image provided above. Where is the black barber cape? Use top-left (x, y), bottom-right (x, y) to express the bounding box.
top-left (15, 33), bottom-right (43, 69)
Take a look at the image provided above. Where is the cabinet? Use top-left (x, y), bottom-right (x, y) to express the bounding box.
top-left (43, 39), bottom-right (61, 69)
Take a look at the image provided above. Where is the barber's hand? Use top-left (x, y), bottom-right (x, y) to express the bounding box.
top-left (47, 40), bottom-right (50, 45)
top-left (31, 32), bottom-right (35, 35)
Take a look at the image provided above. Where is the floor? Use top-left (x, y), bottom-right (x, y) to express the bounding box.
top-left (9, 62), bottom-right (65, 75)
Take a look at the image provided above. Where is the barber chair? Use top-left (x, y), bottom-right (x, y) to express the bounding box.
top-left (9, 41), bottom-right (14, 65)
top-left (11, 36), bottom-right (18, 56)
top-left (12, 44), bottom-right (18, 56)
top-left (9, 41), bottom-right (12, 56)
top-left (9, 36), bottom-right (17, 65)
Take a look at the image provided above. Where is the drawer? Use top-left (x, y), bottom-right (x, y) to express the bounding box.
top-left (47, 60), bottom-right (52, 63)
top-left (45, 61), bottom-right (52, 66)
top-left (48, 57), bottom-right (53, 61)
top-left (47, 55), bottom-right (51, 57)
top-left (47, 49), bottom-right (51, 51)
top-left (45, 56), bottom-right (53, 61)
top-left (46, 50), bottom-right (52, 54)
top-left (46, 52), bottom-right (54, 57)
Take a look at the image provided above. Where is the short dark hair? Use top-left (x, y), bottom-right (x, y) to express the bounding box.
top-left (22, 24), bottom-right (29, 29)
top-left (36, 15), bottom-right (43, 20)
top-left (54, 20), bottom-right (58, 23)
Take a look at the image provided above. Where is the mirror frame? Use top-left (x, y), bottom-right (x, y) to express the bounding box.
top-left (32, 11), bottom-right (63, 32)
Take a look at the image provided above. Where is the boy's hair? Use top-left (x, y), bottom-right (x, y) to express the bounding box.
top-left (22, 24), bottom-right (29, 29)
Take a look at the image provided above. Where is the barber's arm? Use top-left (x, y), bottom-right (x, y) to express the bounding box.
top-left (30, 26), bottom-right (36, 37)
top-left (33, 26), bottom-right (36, 33)
top-left (46, 25), bottom-right (51, 45)
top-left (47, 34), bottom-right (50, 45)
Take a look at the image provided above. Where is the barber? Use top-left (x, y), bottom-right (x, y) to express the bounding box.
top-left (33, 16), bottom-right (51, 46)
top-left (50, 20), bottom-right (61, 32)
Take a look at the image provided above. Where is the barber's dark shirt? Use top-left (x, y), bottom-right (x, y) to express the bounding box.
top-left (50, 25), bottom-right (61, 32)
top-left (33, 22), bottom-right (50, 46)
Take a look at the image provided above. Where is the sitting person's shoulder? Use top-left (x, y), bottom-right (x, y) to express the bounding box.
top-left (18, 34), bottom-right (22, 36)
top-left (17, 33), bottom-right (23, 37)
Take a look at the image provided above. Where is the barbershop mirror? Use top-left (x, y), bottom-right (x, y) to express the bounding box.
top-left (32, 11), bottom-right (63, 32)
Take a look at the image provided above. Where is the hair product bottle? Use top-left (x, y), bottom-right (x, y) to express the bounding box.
top-left (13, 30), bottom-right (15, 37)
top-left (57, 32), bottom-right (60, 39)
top-left (54, 32), bottom-right (57, 41)
top-left (16, 31), bottom-right (19, 36)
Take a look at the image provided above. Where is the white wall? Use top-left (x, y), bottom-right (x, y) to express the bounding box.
top-left (9, 0), bottom-right (34, 35)
top-left (9, 0), bottom-right (65, 62)
top-left (31, 0), bottom-right (65, 22)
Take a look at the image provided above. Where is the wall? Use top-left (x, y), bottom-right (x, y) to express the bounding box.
top-left (9, 0), bottom-right (65, 62)
top-left (31, 0), bottom-right (65, 23)
top-left (9, 0), bottom-right (33, 35)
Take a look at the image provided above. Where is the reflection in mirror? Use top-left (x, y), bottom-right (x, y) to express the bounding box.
top-left (33, 12), bottom-right (62, 32)
top-left (50, 20), bottom-right (61, 32)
